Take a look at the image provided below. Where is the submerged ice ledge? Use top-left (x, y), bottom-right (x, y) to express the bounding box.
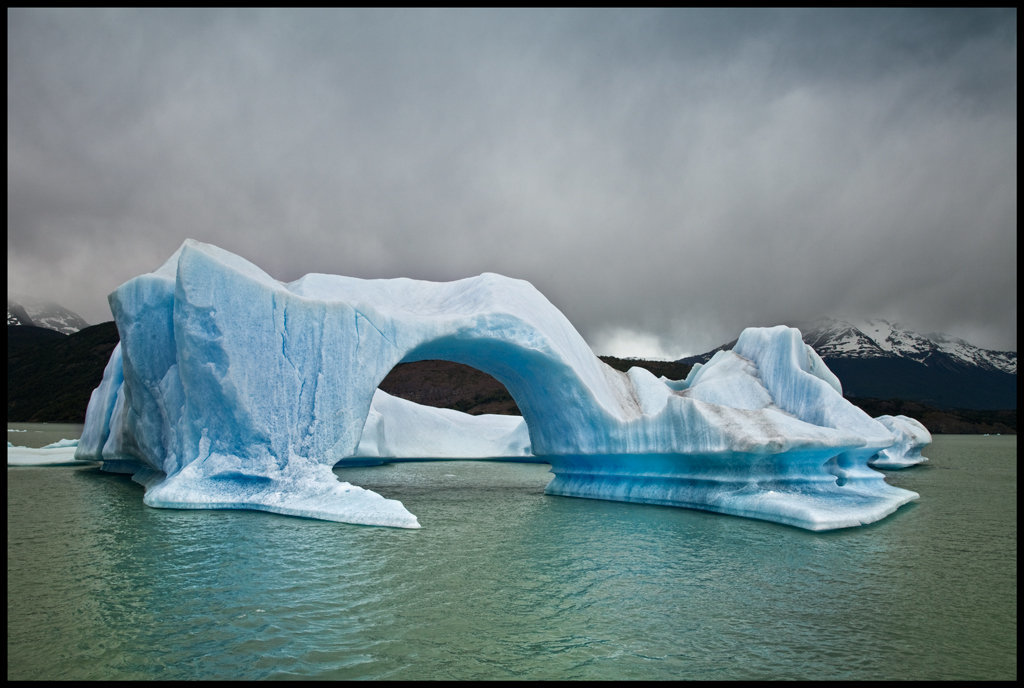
top-left (75, 240), bottom-right (929, 530)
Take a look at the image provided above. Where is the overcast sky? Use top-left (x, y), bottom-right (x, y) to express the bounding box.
top-left (7, 8), bottom-right (1017, 357)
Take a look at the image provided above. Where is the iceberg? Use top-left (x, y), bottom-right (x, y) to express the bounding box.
top-left (352, 389), bottom-right (531, 461)
top-left (8, 439), bottom-right (89, 466)
top-left (76, 240), bottom-right (928, 530)
top-left (868, 415), bottom-right (931, 469)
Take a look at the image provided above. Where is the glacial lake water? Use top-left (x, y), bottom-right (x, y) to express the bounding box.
top-left (7, 425), bottom-right (1017, 680)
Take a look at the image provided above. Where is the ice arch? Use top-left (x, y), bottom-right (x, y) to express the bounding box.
top-left (76, 240), bottom-right (926, 531)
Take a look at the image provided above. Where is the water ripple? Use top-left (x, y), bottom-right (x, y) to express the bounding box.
top-left (8, 441), bottom-right (1018, 680)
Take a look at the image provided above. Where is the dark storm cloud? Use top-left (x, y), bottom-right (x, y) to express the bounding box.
top-left (7, 8), bottom-right (1017, 357)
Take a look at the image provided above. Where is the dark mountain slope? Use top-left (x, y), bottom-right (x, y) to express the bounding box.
top-left (825, 355), bottom-right (1016, 410)
top-left (379, 360), bottom-right (522, 416)
top-left (8, 322), bottom-right (120, 422)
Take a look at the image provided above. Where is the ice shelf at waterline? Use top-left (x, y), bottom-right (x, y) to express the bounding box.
top-left (75, 240), bottom-right (929, 530)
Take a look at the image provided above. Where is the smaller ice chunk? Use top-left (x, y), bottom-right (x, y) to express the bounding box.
top-left (43, 438), bottom-right (80, 449)
top-left (869, 415), bottom-right (932, 469)
top-left (8, 440), bottom-right (90, 467)
top-left (352, 389), bottom-right (531, 460)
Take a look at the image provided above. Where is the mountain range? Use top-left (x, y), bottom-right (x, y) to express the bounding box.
top-left (6, 304), bottom-right (1017, 432)
top-left (7, 297), bottom-right (90, 335)
top-left (799, 317), bottom-right (1015, 374)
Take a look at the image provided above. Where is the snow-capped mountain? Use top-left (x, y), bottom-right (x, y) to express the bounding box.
top-left (799, 318), bottom-right (1016, 374)
top-left (7, 298), bottom-right (90, 335)
top-left (7, 302), bottom-right (34, 327)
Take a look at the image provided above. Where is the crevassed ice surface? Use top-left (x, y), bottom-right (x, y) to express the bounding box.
top-left (75, 240), bottom-right (927, 530)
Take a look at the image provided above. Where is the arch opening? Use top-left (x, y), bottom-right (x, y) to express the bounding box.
top-left (378, 360), bottom-right (521, 417)
top-left (350, 346), bottom-right (541, 462)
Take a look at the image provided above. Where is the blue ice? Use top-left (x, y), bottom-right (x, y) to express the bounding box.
top-left (75, 240), bottom-right (928, 529)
